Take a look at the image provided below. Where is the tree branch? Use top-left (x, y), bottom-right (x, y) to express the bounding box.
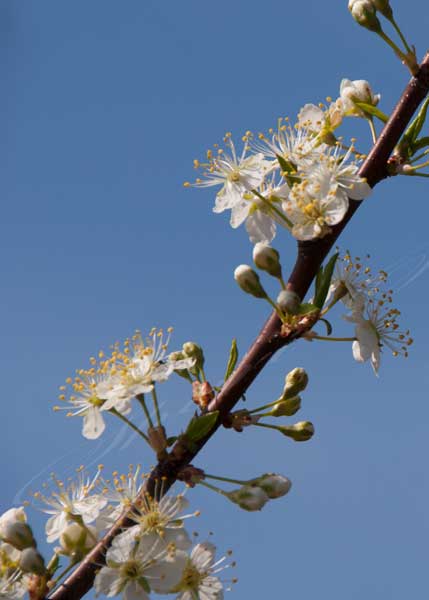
top-left (47, 51), bottom-right (429, 600)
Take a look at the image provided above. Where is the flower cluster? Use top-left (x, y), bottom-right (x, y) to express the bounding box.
top-left (186, 79), bottom-right (378, 244)
top-left (54, 328), bottom-right (194, 440)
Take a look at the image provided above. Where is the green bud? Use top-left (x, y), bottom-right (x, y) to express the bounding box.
top-left (60, 523), bottom-right (97, 558)
top-left (371, 0), bottom-right (393, 18)
top-left (276, 290), bottom-right (300, 314)
top-left (279, 421), bottom-right (315, 442)
top-left (252, 243), bottom-right (282, 278)
top-left (284, 368), bottom-right (309, 399)
top-left (253, 474), bottom-right (292, 499)
top-left (19, 548), bottom-right (46, 576)
top-left (2, 521), bottom-right (36, 550)
top-left (348, 0), bottom-right (382, 32)
top-left (182, 342), bottom-right (205, 371)
top-left (227, 486), bottom-right (269, 511)
top-left (270, 395), bottom-right (302, 417)
top-left (234, 265), bottom-right (267, 299)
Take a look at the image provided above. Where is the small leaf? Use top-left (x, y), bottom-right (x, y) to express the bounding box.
top-left (403, 97), bottom-right (429, 145)
top-left (296, 303), bottom-right (319, 315)
top-left (166, 436), bottom-right (178, 447)
top-left (412, 136), bottom-right (429, 153)
top-left (313, 253), bottom-right (339, 309)
top-left (224, 338), bottom-right (239, 382)
top-left (315, 265), bottom-right (323, 299)
top-left (318, 318), bottom-right (333, 336)
top-left (185, 411), bottom-right (219, 442)
top-left (276, 154), bottom-right (295, 174)
top-left (353, 102), bottom-right (389, 123)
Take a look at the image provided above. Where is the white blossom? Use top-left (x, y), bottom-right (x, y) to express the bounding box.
top-left (340, 78), bottom-right (381, 117)
top-left (95, 537), bottom-right (187, 600)
top-left (0, 542), bottom-right (28, 599)
top-left (173, 542), bottom-right (230, 600)
top-left (0, 509), bottom-right (26, 541)
top-left (34, 469), bottom-right (107, 543)
top-left (297, 100), bottom-right (344, 140)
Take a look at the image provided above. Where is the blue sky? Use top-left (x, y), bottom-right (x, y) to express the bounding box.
top-left (2, 1), bottom-right (429, 598)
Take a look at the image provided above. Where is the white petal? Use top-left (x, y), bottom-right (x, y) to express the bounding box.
top-left (82, 407), bottom-right (105, 440)
top-left (245, 211), bottom-right (276, 244)
top-left (229, 200), bottom-right (250, 228)
top-left (95, 567), bottom-right (122, 597)
top-left (123, 581), bottom-right (150, 600)
top-left (347, 180), bottom-right (372, 200)
top-left (148, 551), bottom-right (188, 594)
top-left (46, 512), bottom-right (68, 543)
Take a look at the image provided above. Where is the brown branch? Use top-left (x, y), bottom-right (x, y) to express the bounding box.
top-left (48, 51), bottom-right (429, 600)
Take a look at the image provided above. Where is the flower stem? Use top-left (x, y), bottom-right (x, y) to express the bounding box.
top-left (311, 335), bottom-right (356, 342)
top-left (136, 393), bottom-right (154, 428)
top-left (247, 400), bottom-right (280, 415)
top-left (199, 480), bottom-right (229, 497)
top-left (151, 387), bottom-right (162, 427)
top-left (108, 408), bottom-right (150, 443)
top-left (377, 31), bottom-right (418, 75)
top-left (368, 118), bottom-right (377, 145)
top-left (265, 295), bottom-right (286, 322)
top-left (204, 473), bottom-right (248, 486)
top-left (389, 16), bottom-right (413, 55)
top-left (49, 560), bottom-right (79, 590)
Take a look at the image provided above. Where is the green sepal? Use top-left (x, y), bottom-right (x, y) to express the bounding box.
top-left (224, 339), bottom-right (238, 382)
top-left (313, 253), bottom-right (339, 309)
top-left (275, 154), bottom-right (300, 185)
top-left (353, 102), bottom-right (389, 123)
top-left (137, 577), bottom-right (151, 594)
top-left (47, 554), bottom-right (60, 576)
top-left (166, 436), bottom-right (178, 447)
top-left (185, 411), bottom-right (219, 443)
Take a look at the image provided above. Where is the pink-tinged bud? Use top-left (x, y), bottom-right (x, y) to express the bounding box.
top-left (227, 486), bottom-right (269, 511)
top-left (192, 381), bottom-right (215, 409)
top-left (252, 243), bottom-right (282, 278)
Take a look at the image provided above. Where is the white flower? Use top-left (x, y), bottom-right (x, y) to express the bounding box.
top-left (340, 78), bottom-right (381, 117)
top-left (345, 298), bottom-right (413, 375)
top-left (173, 542), bottom-right (229, 600)
top-left (103, 328), bottom-right (194, 405)
top-left (297, 100), bottom-right (344, 140)
top-left (95, 537), bottom-right (187, 600)
top-left (243, 180), bottom-right (290, 244)
top-left (0, 542), bottom-right (28, 599)
top-left (254, 120), bottom-right (326, 170)
top-left (34, 469), bottom-right (107, 543)
top-left (283, 180), bottom-right (348, 241)
top-left (327, 253), bottom-right (387, 308)
top-left (0, 508), bottom-right (26, 541)
top-left (191, 134), bottom-right (268, 224)
top-left (112, 492), bottom-right (194, 552)
top-left (96, 466), bottom-right (145, 531)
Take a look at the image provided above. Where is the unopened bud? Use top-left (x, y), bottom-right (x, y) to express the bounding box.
top-left (252, 243), bottom-right (282, 278)
top-left (192, 381), bottom-right (215, 410)
top-left (0, 507), bottom-right (27, 539)
top-left (254, 474), bottom-right (292, 499)
top-left (348, 0), bottom-right (382, 32)
top-left (277, 290), bottom-right (300, 314)
top-left (270, 395), bottom-right (302, 417)
top-left (371, 0), bottom-right (393, 18)
top-left (2, 521), bottom-right (36, 550)
top-left (340, 79), bottom-right (381, 117)
top-left (182, 342), bottom-right (205, 371)
top-left (227, 486), bottom-right (269, 511)
top-left (284, 368), bottom-right (309, 398)
top-left (234, 265), bottom-right (267, 299)
top-left (60, 523), bottom-right (97, 558)
top-left (19, 548), bottom-right (46, 575)
top-left (279, 421), bottom-right (315, 442)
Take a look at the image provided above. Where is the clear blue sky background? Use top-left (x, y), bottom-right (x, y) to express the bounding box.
top-left (2, 1), bottom-right (429, 598)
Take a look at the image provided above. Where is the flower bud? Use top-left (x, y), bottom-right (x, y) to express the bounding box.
top-left (192, 381), bottom-right (215, 410)
top-left (234, 265), bottom-right (267, 299)
top-left (227, 486), bottom-right (269, 511)
top-left (255, 474), bottom-right (292, 499)
top-left (19, 548), bottom-right (46, 576)
top-left (276, 290), bottom-right (300, 314)
top-left (371, 0), bottom-right (393, 18)
top-left (284, 367), bottom-right (309, 398)
top-left (252, 243), bottom-right (282, 278)
top-left (270, 395), bottom-right (302, 417)
top-left (182, 342), bottom-right (205, 371)
top-left (348, 0), bottom-right (382, 32)
top-left (2, 521), bottom-right (36, 550)
top-left (59, 523), bottom-right (97, 558)
top-left (279, 421), bottom-right (315, 442)
top-left (340, 79), bottom-right (381, 117)
top-left (0, 507), bottom-right (27, 539)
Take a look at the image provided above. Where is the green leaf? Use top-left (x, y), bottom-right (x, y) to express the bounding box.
top-left (276, 154), bottom-right (295, 174)
top-left (412, 136), bottom-right (429, 153)
top-left (185, 411), bottom-right (219, 442)
top-left (166, 436), bottom-right (178, 447)
top-left (296, 303), bottom-right (319, 315)
top-left (224, 338), bottom-right (238, 382)
top-left (353, 102), bottom-right (389, 123)
top-left (313, 253), bottom-right (339, 309)
top-left (403, 97), bottom-right (429, 145)
top-left (318, 318), bottom-right (333, 336)
top-left (315, 266), bottom-right (323, 299)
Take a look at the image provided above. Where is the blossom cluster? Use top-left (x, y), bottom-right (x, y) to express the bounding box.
top-left (54, 328), bottom-right (194, 440)
top-left (186, 79), bottom-right (379, 244)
